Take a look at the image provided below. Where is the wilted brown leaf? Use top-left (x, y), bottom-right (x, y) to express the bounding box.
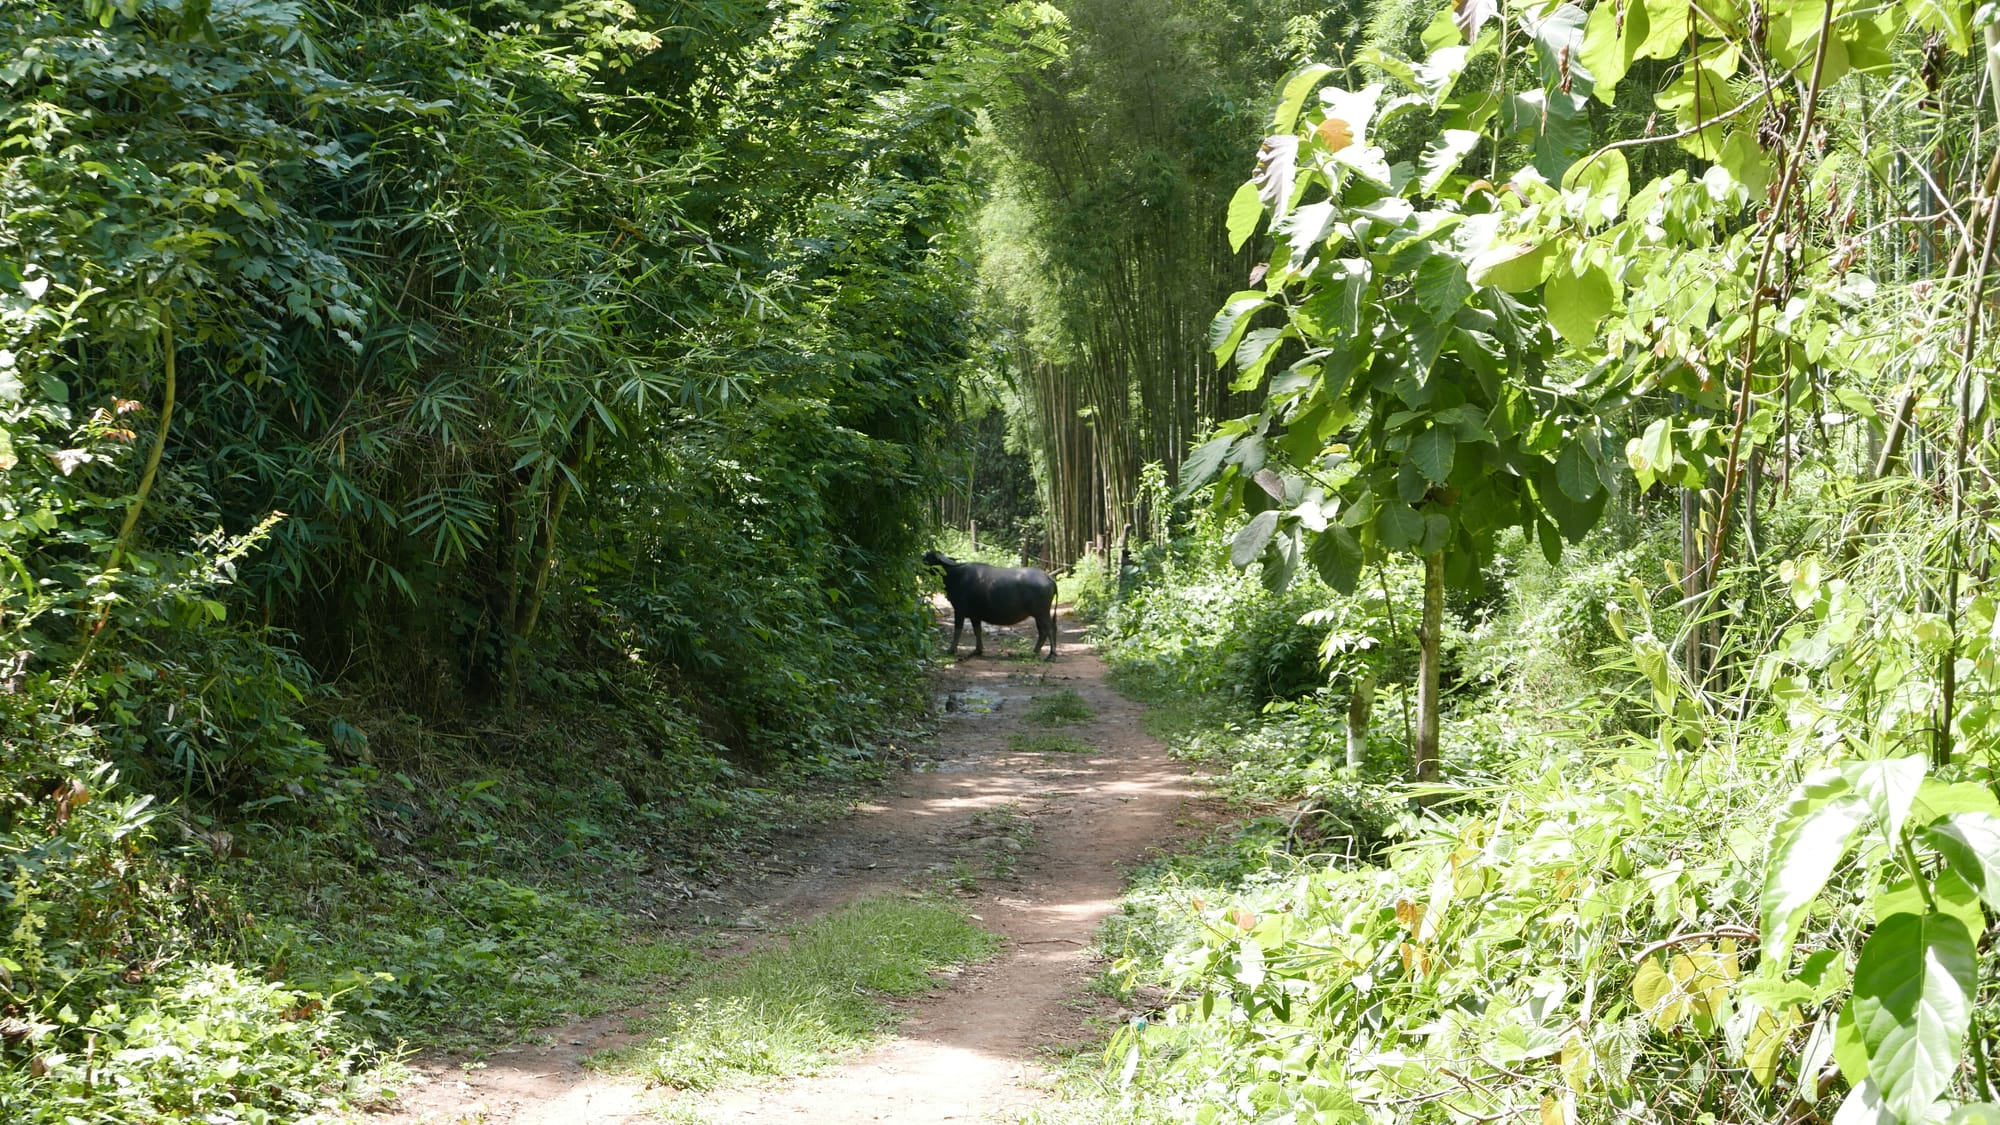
top-left (1316, 116), bottom-right (1352, 153)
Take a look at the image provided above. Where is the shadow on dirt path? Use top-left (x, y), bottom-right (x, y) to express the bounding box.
top-left (372, 605), bottom-right (1220, 1124)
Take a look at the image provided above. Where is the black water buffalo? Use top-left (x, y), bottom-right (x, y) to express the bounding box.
top-left (923, 550), bottom-right (1058, 660)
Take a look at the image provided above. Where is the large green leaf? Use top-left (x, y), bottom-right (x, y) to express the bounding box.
top-left (1759, 770), bottom-right (1872, 970)
top-left (1467, 238), bottom-right (1553, 292)
top-left (1874, 868), bottom-right (1985, 953)
top-left (1835, 997), bottom-right (1871, 1083)
top-left (1626, 417), bottom-right (1675, 487)
top-left (1308, 526), bottom-right (1363, 593)
top-left (1509, 89), bottom-right (1593, 180)
top-left (1211, 292), bottom-right (1272, 365)
top-left (1914, 779), bottom-right (2000, 822)
top-left (1320, 84), bottom-right (1385, 151)
top-left (1409, 426), bottom-right (1455, 484)
top-left (1272, 63), bottom-right (1336, 133)
top-left (1554, 440), bottom-right (1600, 502)
top-left (1654, 42), bottom-right (1739, 159)
top-left (1227, 181), bottom-right (1264, 253)
top-left (1414, 254), bottom-right (1473, 318)
top-left (1636, 0), bottom-right (1690, 59)
top-left (1260, 526), bottom-right (1301, 592)
top-left (1534, 466), bottom-right (1606, 541)
top-left (1253, 134), bottom-right (1301, 220)
top-left (1718, 128), bottom-right (1773, 198)
top-left (1832, 1079), bottom-right (1895, 1125)
top-left (1419, 511), bottom-right (1451, 555)
top-left (1848, 757), bottom-right (1925, 848)
top-left (1545, 261), bottom-right (1613, 348)
top-left (1278, 201), bottom-right (1337, 259)
top-left (1233, 327), bottom-right (1286, 391)
top-left (1179, 430), bottom-right (1241, 498)
top-left (1416, 129), bottom-right (1482, 195)
top-left (1925, 812), bottom-right (2000, 915)
top-left (1851, 912), bottom-right (1975, 1120)
top-left (1562, 148), bottom-right (1630, 220)
top-left (1231, 510), bottom-right (1280, 568)
top-left (1377, 503), bottom-right (1424, 550)
top-left (1522, 3), bottom-right (1591, 101)
top-left (1577, 0), bottom-right (1626, 103)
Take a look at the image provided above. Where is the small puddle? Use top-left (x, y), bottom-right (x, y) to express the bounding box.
top-left (938, 686), bottom-right (1003, 715)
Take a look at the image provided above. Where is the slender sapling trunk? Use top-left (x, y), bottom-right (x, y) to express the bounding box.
top-left (1414, 551), bottom-right (1444, 785)
top-left (1346, 671), bottom-right (1375, 773)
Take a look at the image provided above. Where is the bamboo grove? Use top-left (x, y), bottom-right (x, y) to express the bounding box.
top-left (970, 0), bottom-right (1389, 564)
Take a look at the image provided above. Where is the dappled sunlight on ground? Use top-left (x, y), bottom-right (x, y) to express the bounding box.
top-left (372, 610), bottom-right (1225, 1125)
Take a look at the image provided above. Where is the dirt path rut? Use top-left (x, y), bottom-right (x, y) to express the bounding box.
top-left (376, 612), bottom-right (1214, 1124)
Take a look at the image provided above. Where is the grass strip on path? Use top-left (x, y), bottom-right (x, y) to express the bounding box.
top-left (1025, 688), bottom-right (1094, 725)
top-left (618, 896), bottom-right (1001, 1090)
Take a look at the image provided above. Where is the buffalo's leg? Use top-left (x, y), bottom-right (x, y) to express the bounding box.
top-left (950, 614), bottom-right (966, 656)
top-left (971, 620), bottom-right (985, 656)
top-left (1036, 610), bottom-right (1057, 660)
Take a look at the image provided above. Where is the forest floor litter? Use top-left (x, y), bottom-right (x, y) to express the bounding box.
top-left (367, 605), bottom-right (1221, 1124)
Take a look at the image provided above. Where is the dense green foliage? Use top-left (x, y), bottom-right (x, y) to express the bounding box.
top-left (15, 0), bottom-right (2000, 1118)
top-left (1051, 495), bottom-right (2000, 1125)
top-left (0, 0), bottom-right (1038, 1116)
top-left (1016, 0), bottom-right (2000, 1121)
top-left (972, 0), bottom-right (1368, 562)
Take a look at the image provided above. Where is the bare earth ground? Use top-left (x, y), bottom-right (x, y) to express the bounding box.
top-left (370, 606), bottom-right (1219, 1124)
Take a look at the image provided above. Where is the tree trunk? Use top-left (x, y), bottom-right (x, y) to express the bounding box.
top-left (1346, 672), bottom-right (1376, 773)
top-left (1414, 552), bottom-right (1444, 785)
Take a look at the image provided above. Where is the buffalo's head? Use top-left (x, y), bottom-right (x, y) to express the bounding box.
top-left (922, 550), bottom-right (955, 569)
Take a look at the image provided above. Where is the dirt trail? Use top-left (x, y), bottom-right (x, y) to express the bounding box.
top-left (375, 609), bottom-right (1215, 1124)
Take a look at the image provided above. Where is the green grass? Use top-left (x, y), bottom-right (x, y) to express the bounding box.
top-left (1025, 688), bottom-right (1094, 725)
top-left (1106, 664), bottom-right (1242, 749)
top-left (1010, 731), bottom-right (1091, 754)
top-left (621, 897), bottom-right (1001, 1090)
